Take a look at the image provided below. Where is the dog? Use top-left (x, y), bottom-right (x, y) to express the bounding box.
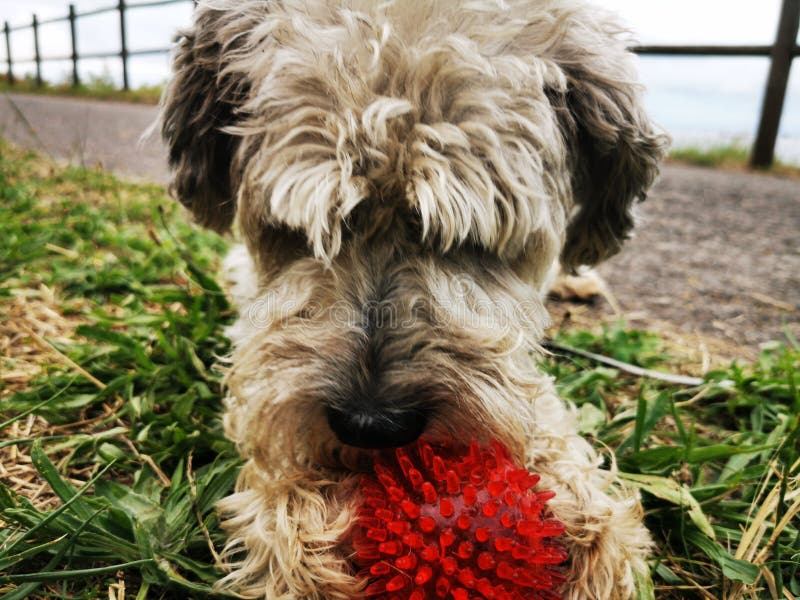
top-left (160, 1), bottom-right (668, 597)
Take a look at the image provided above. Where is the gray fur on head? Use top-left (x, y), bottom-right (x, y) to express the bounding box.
top-left (161, 0), bottom-right (667, 269)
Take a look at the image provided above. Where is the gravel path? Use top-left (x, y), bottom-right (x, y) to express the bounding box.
top-left (2, 92), bottom-right (797, 349)
top-left (596, 165), bottom-right (798, 348)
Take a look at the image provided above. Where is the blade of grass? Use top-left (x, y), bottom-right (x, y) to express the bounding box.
top-left (0, 376), bottom-right (78, 430)
top-left (1, 457), bottom-right (116, 556)
top-left (1, 505), bottom-right (107, 600)
top-left (621, 472), bottom-right (715, 539)
top-left (0, 559), bottom-right (155, 583)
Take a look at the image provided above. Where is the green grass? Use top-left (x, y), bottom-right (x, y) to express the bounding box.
top-left (546, 327), bottom-right (800, 598)
top-left (669, 144), bottom-right (800, 176)
top-left (0, 140), bottom-right (798, 599)
top-left (0, 140), bottom-right (236, 598)
top-left (0, 73), bottom-right (163, 105)
top-left (670, 145), bottom-right (752, 168)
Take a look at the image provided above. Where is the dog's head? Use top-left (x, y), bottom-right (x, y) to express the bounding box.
top-left (161, 0), bottom-right (667, 465)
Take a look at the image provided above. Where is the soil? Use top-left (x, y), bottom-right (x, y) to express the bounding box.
top-left (594, 163), bottom-right (799, 349)
top-left (2, 92), bottom-right (797, 352)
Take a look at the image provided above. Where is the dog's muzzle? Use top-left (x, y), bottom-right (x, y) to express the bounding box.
top-left (325, 405), bottom-right (428, 449)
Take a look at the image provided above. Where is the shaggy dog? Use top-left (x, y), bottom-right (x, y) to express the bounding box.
top-left (160, 1), bottom-right (668, 597)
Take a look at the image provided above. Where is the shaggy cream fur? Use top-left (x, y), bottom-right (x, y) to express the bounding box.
top-left (160, 1), bottom-right (668, 598)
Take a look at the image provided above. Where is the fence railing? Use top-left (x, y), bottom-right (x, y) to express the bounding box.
top-left (2, 0), bottom-right (192, 93)
top-left (2, 0), bottom-right (799, 168)
top-left (635, 0), bottom-right (800, 168)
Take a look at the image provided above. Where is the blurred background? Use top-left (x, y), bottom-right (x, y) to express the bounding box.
top-left (0, 0), bottom-right (799, 163)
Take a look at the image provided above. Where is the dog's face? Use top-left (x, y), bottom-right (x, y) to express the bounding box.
top-left (161, 0), bottom-right (667, 467)
top-left (222, 222), bottom-right (555, 470)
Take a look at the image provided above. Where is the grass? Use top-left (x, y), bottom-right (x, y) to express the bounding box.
top-left (546, 328), bottom-right (800, 598)
top-left (0, 139), bottom-right (798, 599)
top-left (669, 144), bottom-right (800, 177)
top-left (0, 73), bottom-right (163, 105)
top-left (670, 145), bottom-right (752, 168)
top-left (0, 139), bottom-right (235, 599)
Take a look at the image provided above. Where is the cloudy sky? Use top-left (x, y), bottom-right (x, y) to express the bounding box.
top-left (2, 0), bottom-right (799, 155)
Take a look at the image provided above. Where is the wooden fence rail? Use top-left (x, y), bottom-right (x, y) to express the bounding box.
top-left (1, 0), bottom-right (799, 168)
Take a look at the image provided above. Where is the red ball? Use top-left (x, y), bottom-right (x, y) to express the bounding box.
top-left (351, 440), bottom-right (568, 600)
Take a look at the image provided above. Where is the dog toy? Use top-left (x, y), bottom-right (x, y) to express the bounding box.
top-left (351, 440), bottom-right (568, 600)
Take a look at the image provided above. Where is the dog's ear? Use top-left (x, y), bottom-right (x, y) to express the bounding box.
top-left (160, 9), bottom-right (248, 233)
top-left (552, 17), bottom-right (669, 271)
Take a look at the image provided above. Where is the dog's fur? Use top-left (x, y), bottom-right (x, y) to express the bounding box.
top-left (160, 1), bottom-right (668, 598)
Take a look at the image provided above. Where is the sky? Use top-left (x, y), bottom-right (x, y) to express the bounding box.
top-left (1, 0), bottom-right (799, 157)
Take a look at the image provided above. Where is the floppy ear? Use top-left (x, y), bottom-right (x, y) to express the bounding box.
top-left (160, 7), bottom-right (249, 233)
top-left (552, 15), bottom-right (669, 271)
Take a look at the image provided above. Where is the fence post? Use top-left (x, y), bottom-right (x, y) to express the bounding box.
top-left (68, 4), bottom-right (79, 86)
top-left (32, 14), bottom-right (42, 87)
top-left (119, 0), bottom-right (129, 91)
top-left (751, 0), bottom-right (800, 168)
top-left (3, 22), bottom-right (12, 86)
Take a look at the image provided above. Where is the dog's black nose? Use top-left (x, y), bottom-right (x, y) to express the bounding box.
top-left (325, 406), bottom-right (428, 449)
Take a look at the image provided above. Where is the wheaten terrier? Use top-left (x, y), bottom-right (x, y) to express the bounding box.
top-left (160, 1), bottom-right (668, 598)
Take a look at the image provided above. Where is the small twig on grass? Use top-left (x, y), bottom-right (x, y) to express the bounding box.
top-left (187, 451), bottom-right (222, 565)
top-left (108, 577), bottom-right (125, 600)
top-left (675, 384), bottom-right (718, 408)
top-left (544, 340), bottom-right (706, 386)
top-left (750, 292), bottom-right (796, 313)
top-left (21, 323), bottom-right (107, 391)
top-left (44, 242), bottom-right (80, 259)
top-left (122, 438), bottom-right (171, 488)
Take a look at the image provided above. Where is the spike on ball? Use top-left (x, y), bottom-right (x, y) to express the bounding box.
top-left (350, 440), bottom-right (568, 600)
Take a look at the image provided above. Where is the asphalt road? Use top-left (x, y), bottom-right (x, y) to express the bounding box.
top-left (0, 93), bottom-right (168, 183)
top-left (2, 92), bottom-right (797, 349)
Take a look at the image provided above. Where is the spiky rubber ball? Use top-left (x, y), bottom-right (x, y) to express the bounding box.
top-left (351, 440), bottom-right (568, 600)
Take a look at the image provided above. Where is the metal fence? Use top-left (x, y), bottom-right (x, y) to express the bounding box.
top-left (2, 0), bottom-right (191, 93)
top-left (2, 0), bottom-right (799, 168)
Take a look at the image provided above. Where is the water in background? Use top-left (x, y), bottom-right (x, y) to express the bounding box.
top-left (638, 56), bottom-right (800, 164)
